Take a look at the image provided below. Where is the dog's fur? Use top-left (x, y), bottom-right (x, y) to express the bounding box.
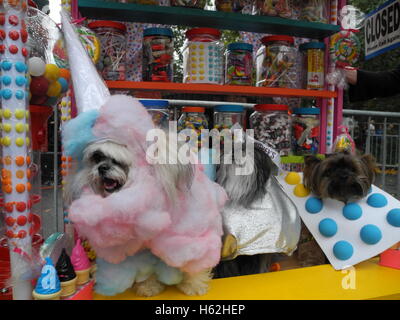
top-left (303, 151), bottom-right (376, 203)
top-left (65, 137), bottom-right (214, 297)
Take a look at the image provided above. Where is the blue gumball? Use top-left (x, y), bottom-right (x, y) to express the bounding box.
top-left (360, 224), bottom-right (382, 245)
top-left (333, 241), bottom-right (354, 261)
top-left (58, 77), bottom-right (69, 93)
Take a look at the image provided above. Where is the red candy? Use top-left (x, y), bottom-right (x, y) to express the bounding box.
top-left (0, 14), bottom-right (4, 25)
top-left (30, 76), bottom-right (49, 96)
top-left (9, 45), bottom-right (18, 54)
top-left (6, 230), bottom-right (14, 238)
top-left (17, 215), bottom-right (27, 226)
top-left (0, 30), bottom-right (5, 40)
top-left (18, 230), bottom-right (27, 239)
top-left (9, 15), bottom-right (19, 26)
top-left (28, 212), bottom-right (33, 222)
top-left (9, 30), bottom-right (19, 40)
top-left (16, 202), bottom-right (26, 212)
top-left (20, 29), bottom-right (28, 42)
top-left (4, 202), bottom-right (13, 212)
top-left (22, 47), bottom-right (28, 57)
top-left (0, 45), bottom-right (5, 53)
top-left (5, 216), bottom-right (15, 227)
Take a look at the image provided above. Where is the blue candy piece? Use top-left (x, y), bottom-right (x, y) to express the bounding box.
top-left (360, 224), bottom-right (382, 245)
top-left (305, 197), bottom-right (323, 214)
top-left (387, 208), bottom-right (400, 227)
top-left (319, 218), bottom-right (338, 237)
top-left (58, 77), bottom-right (69, 93)
top-left (1, 61), bottom-right (12, 71)
top-left (15, 61), bottom-right (27, 73)
top-left (15, 75), bottom-right (27, 87)
top-left (343, 203), bottom-right (362, 220)
top-left (2, 75), bottom-right (11, 86)
top-left (2, 89), bottom-right (12, 100)
top-left (333, 241), bottom-right (354, 260)
top-left (367, 193), bottom-right (388, 208)
top-left (15, 90), bottom-right (24, 100)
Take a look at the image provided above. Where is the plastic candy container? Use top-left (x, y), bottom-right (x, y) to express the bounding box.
top-left (178, 107), bottom-right (209, 148)
top-left (171, 0), bottom-right (206, 8)
top-left (88, 21), bottom-right (127, 81)
top-left (214, 105), bottom-right (245, 131)
top-left (140, 100), bottom-right (170, 128)
top-left (256, 36), bottom-right (298, 88)
top-left (253, 0), bottom-right (293, 18)
top-left (291, 108), bottom-right (320, 155)
top-left (225, 43), bottom-right (253, 86)
top-left (215, 0), bottom-right (245, 12)
top-left (299, 42), bottom-right (325, 90)
top-left (300, 0), bottom-right (328, 23)
top-left (142, 28), bottom-right (174, 82)
top-left (183, 28), bottom-right (224, 84)
top-left (250, 104), bottom-right (291, 156)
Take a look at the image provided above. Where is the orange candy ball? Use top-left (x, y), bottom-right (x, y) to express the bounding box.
top-left (15, 156), bottom-right (25, 166)
top-left (59, 68), bottom-right (70, 80)
top-left (16, 184), bottom-right (25, 193)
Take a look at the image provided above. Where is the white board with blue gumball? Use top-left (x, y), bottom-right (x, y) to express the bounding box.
top-left (276, 172), bottom-right (400, 270)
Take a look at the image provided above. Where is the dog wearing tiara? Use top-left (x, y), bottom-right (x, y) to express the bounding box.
top-left (63, 95), bottom-right (227, 297)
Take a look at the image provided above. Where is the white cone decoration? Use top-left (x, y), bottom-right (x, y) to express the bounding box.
top-left (60, 10), bottom-right (110, 114)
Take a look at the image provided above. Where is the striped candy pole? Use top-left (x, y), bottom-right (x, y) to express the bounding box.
top-left (0, 0), bottom-right (32, 300)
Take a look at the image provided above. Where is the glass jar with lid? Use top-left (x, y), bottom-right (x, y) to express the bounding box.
top-left (299, 42), bottom-right (325, 90)
top-left (178, 107), bottom-right (209, 148)
top-left (183, 28), bottom-right (224, 84)
top-left (253, 0), bottom-right (293, 18)
top-left (213, 105), bottom-right (245, 131)
top-left (225, 43), bottom-right (253, 86)
top-left (300, 0), bottom-right (329, 24)
top-left (250, 104), bottom-right (291, 156)
top-left (139, 100), bottom-right (170, 128)
top-left (291, 107), bottom-right (320, 155)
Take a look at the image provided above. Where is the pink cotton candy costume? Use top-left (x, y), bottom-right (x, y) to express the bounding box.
top-left (63, 95), bottom-right (227, 295)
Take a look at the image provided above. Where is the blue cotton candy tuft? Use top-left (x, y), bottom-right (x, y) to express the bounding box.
top-left (62, 110), bottom-right (100, 161)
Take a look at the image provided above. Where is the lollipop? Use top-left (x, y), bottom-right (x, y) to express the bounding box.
top-left (330, 30), bottom-right (360, 68)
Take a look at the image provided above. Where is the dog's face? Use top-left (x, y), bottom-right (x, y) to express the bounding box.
top-left (303, 152), bottom-right (376, 203)
top-left (82, 140), bottom-right (133, 197)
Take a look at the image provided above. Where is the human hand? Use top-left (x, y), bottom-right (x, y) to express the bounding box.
top-left (344, 67), bottom-right (357, 85)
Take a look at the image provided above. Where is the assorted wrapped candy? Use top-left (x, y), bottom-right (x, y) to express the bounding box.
top-left (250, 104), bottom-right (291, 156)
top-left (171, 0), bottom-right (206, 8)
top-left (142, 27), bottom-right (174, 82)
top-left (178, 107), bottom-right (209, 148)
top-left (253, 0), bottom-right (293, 18)
top-left (88, 20), bottom-right (127, 81)
top-left (291, 107), bottom-right (320, 155)
top-left (300, 0), bottom-right (329, 23)
top-left (215, 0), bottom-right (245, 12)
top-left (225, 42), bottom-right (253, 86)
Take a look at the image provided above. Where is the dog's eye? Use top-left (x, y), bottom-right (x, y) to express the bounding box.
top-left (91, 152), bottom-right (105, 164)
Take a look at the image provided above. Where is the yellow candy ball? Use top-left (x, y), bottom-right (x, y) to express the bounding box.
top-left (3, 109), bottom-right (12, 119)
top-left (15, 123), bottom-right (25, 133)
top-left (15, 109), bottom-right (25, 119)
top-left (294, 183), bottom-right (310, 198)
top-left (285, 172), bottom-right (301, 185)
top-left (15, 137), bottom-right (24, 147)
top-left (26, 138), bottom-right (30, 147)
top-left (25, 124), bottom-right (29, 131)
top-left (0, 110), bottom-right (2, 118)
top-left (26, 111), bottom-right (30, 119)
top-left (3, 123), bottom-right (12, 133)
top-left (47, 81), bottom-right (62, 97)
top-left (44, 64), bottom-right (60, 82)
top-left (2, 136), bottom-right (11, 146)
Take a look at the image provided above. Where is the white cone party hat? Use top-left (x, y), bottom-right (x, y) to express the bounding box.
top-left (60, 10), bottom-right (110, 113)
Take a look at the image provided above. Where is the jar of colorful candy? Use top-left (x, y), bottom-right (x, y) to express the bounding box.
top-left (140, 100), bottom-right (170, 128)
top-left (183, 28), bottom-right (224, 84)
top-left (178, 107), bottom-right (209, 148)
top-left (88, 21), bottom-right (127, 81)
top-left (256, 35), bottom-right (298, 88)
top-left (171, 0), bottom-right (206, 8)
top-left (253, 0), bottom-right (293, 18)
top-left (291, 108), bottom-right (320, 155)
top-left (225, 43), bottom-right (253, 86)
top-left (299, 42), bottom-right (325, 90)
top-left (214, 105), bottom-right (245, 131)
top-left (300, 0), bottom-right (328, 23)
top-left (250, 104), bottom-right (291, 156)
top-left (142, 27), bottom-right (174, 82)
top-left (215, 0), bottom-right (245, 12)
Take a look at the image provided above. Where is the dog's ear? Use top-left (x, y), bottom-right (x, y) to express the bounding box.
top-left (304, 155), bottom-right (322, 168)
top-left (360, 154), bottom-right (376, 169)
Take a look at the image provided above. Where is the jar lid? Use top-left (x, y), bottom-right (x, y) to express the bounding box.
top-left (143, 27), bottom-right (173, 37)
top-left (182, 106), bottom-right (206, 113)
top-left (215, 105), bottom-right (245, 113)
top-left (292, 108), bottom-right (320, 115)
top-left (299, 42), bottom-right (326, 51)
top-left (227, 42), bottom-right (253, 52)
top-left (139, 100), bottom-right (169, 109)
top-left (186, 28), bottom-right (221, 40)
top-left (88, 21), bottom-right (127, 32)
top-left (254, 104), bottom-right (289, 111)
top-left (261, 35), bottom-right (294, 45)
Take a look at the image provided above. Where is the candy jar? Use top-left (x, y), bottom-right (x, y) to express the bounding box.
top-left (256, 35), bottom-right (299, 88)
top-left (88, 20), bottom-right (127, 81)
top-left (178, 107), bottom-right (209, 148)
top-left (182, 28), bottom-right (224, 84)
top-left (142, 27), bottom-right (174, 82)
top-left (253, 0), bottom-right (293, 18)
top-left (300, 0), bottom-right (329, 23)
top-left (291, 107), bottom-right (320, 155)
top-left (225, 43), bottom-right (253, 86)
top-left (299, 42), bottom-right (325, 90)
top-left (139, 100), bottom-right (170, 128)
top-left (213, 105), bottom-right (245, 130)
top-left (170, 0), bottom-right (206, 9)
top-left (250, 104), bottom-right (291, 156)
top-left (215, 0), bottom-right (245, 12)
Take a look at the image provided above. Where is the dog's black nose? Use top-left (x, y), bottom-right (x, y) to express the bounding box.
top-left (98, 164), bottom-right (110, 174)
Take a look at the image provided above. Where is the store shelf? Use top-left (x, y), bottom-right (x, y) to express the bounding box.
top-left (106, 81), bottom-right (338, 99)
top-left (78, 0), bottom-right (340, 39)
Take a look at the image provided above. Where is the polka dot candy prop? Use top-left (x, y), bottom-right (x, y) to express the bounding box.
top-left (278, 172), bottom-right (400, 270)
top-left (0, 0), bottom-right (33, 300)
